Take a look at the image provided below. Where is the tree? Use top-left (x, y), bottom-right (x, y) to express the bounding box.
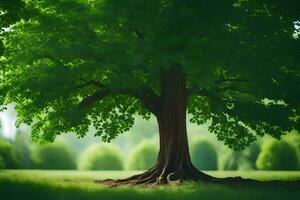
top-left (12, 130), bottom-right (32, 169)
top-left (190, 137), bottom-right (218, 170)
top-left (0, 0), bottom-right (299, 184)
top-left (0, 0), bottom-right (27, 55)
top-left (31, 141), bottom-right (77, 169)
top-left (127, 140), bottom-right (158, 170)
top-left (256, 140), bottom-right (298, 170)
top-left (79, 144), bottom-right (123, 170)
top-left (283, 132), bottom-right (300, 167)
top-left (0, 139), bottom-right (18, 168)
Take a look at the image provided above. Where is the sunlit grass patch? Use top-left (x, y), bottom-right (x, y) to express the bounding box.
top-left (0, 170), bottom-right (300, 200)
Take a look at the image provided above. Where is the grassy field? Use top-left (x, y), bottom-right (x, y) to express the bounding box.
top-left (0, 170), bottom-right (300, 200)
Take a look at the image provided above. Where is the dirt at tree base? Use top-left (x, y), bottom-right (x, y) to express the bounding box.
top-left (95, 169), bottom-right (253, 187)
top-left (95, 170), bottom-right (300, 188)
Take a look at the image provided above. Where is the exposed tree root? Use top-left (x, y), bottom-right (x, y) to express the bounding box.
top-left (96, 164), bottom-right (300, 187)
top-left (95, 163), bottom-right (259, 187)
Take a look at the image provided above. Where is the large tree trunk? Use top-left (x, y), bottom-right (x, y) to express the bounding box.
top-left (153, 67), bottom-right (211, 183)
top-left (99, 68), bottom-right (260, 186)
top-left (107, 67), bottom-right (212, 185)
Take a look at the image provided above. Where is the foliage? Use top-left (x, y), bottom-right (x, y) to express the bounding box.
top-left (219, 149), bottom-right (241, 170)
top-left (125, 116), bottom-right (158, 147)
top-left (31, 142), bottom-right (76, 169)
top-left (79, 144), bottom-right (123, 170)
top-left (256, 140), bottom-right (298, 170)
top-left (12, 130), bottom-right (32, 168)
top-left (190, 137), bottom-right (218, 170)
top-left (219, 142), bottom-right (260, 170)
top-left (0, 0), bottom-right (299, 151)
top-left (0, 0), bottom-right (26, 28)
top-left (0, 154), bottom-right (5, 169)
top-left (283, 132), bottom-right (300, 167)
top-left (0, 139), bottom-right (18, 168)
top-left (127, 140), bottom-right (158, 170)
top-left (242, 142), bottom-right (261, 170)
top-left (0, 0), bottom-right (27, 55)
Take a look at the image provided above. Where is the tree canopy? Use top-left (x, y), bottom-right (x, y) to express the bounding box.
top-left (0, 0), bottom-right (299, 150)
top-left (0, 0), bottom-right (27, 55)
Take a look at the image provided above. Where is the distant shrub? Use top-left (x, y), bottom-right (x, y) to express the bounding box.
top-left (0, 155), bottom-right (5, 169)
top-left (190, 138), bottom-right (218, 170)
top-left (31, 142), bottom-right (76, 169)
top-left (219, 142), bottom-right (261, 171)
top-left (12, 131), bottom-right (32, 169)
top-left (0, 139), bottom-right (18, 169)
top-left (79, 144), bottom-right (123, 170)
top-left (242, 143), bottom-right (261, 170)
top-left (283, 133), bottom-right (300, 168)
top-left (256, 140), bottom-right (298, 170)
top-left (127, 141), bottom-right (158, 170)
top-left (219, 149), bottom-right (241, 170)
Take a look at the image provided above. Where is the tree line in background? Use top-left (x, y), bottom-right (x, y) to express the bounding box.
top-left (1, 130), bottom-right (299, 171)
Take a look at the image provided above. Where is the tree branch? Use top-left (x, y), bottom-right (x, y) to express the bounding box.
top-left (78, 85), bottom-right (160, 116)
top-left (79, 89), bottom-right (110, 107)
top-left (128, 87), bottom-right (160, 116)
top-left (187, 86), bottom-right (214, 98)
top-left (133, 28), bottom-right (145, 41)
top-left (216, 78), bottom-right (252, 84)
top-left (26, 48), bottom-right (69, 70)
top-left (75, 80), bottom-right (104, 89)
top-left (188, 76), bottom-right (252, 97)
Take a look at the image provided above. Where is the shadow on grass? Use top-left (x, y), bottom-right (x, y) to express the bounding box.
top-left (1, 177), bottom-right (300, 200)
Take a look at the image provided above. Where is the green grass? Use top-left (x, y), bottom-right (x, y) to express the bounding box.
top-left (0, 170), bottom-right (300, 200)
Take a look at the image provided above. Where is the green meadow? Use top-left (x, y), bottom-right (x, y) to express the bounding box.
top-left (1, 1), bottom-right (300, 200)
top-left (0, 170), bottom-right (299, 200)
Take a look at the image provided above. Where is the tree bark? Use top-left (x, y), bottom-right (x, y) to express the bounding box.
top-left (98, 68), bottom-right (263, 186)
top-left (153, 67), bottom-right (211, 183)
top-left (102, 67), bottom-right (212, 185)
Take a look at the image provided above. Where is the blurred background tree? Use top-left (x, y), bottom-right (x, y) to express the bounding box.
top-left (31, 141), bottom-right (76, 170)
top-left (0, 138), bottom-right (18, 169)
top-left (219, 142), bottom-right (261, 171)
top-left (283, 132), bottom-right (300, 168)
top-left (0, 154), bottom-right (5, 169)
top-left (12, 130), bottom-right (32, 168)
top-left (190, 137), bottom-right (218, 170)
top-left (78, 144), bottom-right (123, 171)
top-left (127, 140), bottom-right (158, 170)
top-left (256, 140), bottom-right (299, 171)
